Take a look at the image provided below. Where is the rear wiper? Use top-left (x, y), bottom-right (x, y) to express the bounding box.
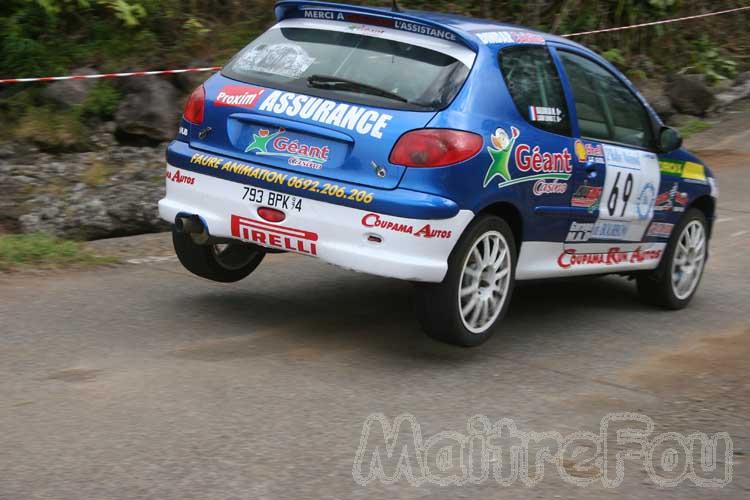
top-left (306, 75), bottom-right (409, 104)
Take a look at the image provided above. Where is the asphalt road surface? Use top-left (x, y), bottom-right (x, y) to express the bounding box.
top-left (2, 109), bottom-right (749, 499)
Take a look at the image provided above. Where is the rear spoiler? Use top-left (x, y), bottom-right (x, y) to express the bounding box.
top-left (274, 0), bottom-right (479, 51)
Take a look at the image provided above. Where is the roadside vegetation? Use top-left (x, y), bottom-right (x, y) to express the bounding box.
top-left (678, 119), bottom-right (713, 139)
top-left (0, 0), bottom-right (747, 148)
top-left (0, 234), bottom-right (118, 271)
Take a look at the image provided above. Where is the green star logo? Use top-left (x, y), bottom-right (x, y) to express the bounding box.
top-left (483, 127), bottom-right (519, 187)
top-left (245, 128), bottom-right (285, 154)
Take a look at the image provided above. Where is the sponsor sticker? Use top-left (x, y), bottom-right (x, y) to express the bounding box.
top-left (574, 140), bottom-right (587, 163)
top-left (604, 145), bottom-right (643, 169)
top-left (258, 90), bottom-right (392, 139)
top-left (557, 246), bottom-right (662, 269)
top-left (483, 127), bottom-right (572, 189)
top-left (245, 127), bottom-right (330, 170)
top-left (647, 222), bottom-right (674, 239)
top-left (654, 182), bottom-right (688, 213)
top-left (571, 185), bottom-right (602, 210)
top-left (659, 159), bottom-right (707, 183)
top-left (234, 44), bottom-right (313, 79)
top-left (477, 31), bottom-right (546, 45)
top-left (231, 214), bottom-right (318, 255)
top-left (591, 221), bottom-right (629, 240)
top-left (189, 153), bottom-right (374, 204)
top-left (361, 213), bottom-right (452, 239)
top-left (166, 169), bottom-right (195, 185)
top-left (635, 182), bottom-right (656, 220)
top-left (297, 10), bottom-right (459, 41)
top-left (302, 9), bottom-right (346, 21)
top-left (347, 24), bottom-right (385, 36)
top-left (566, 222), bottom-right (593, 242)
top-left (565, 221), bottom-right (632, 242)
top-left (529, 106), bottom-right (562, 123)
top-left (683, 161), bottom-right (707, 182)
top-left (393, 20), bottom-right (457, 41)
top-left (215, 85), bottom-right (265, 109)
top-left (532, 179), bottom-right (568, 196)
top-left (583, 142), bottom-right (606, 164)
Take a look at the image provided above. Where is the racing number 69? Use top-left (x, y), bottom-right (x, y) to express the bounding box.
top-left (607, 172), bottom-right (634, 217)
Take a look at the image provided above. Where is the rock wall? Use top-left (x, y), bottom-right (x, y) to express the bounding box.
top-left (1, 73), bottom-right (195, 239)
top-left (0, 141), bottom-right (167, 239)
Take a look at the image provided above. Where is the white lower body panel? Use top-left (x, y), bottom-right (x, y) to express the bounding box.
top-left (158, 166), bottom-right (474, 282)
top-left (516, 241), bottom-right (667, 280)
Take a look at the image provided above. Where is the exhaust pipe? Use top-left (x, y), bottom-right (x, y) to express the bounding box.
top-left (175, 215), bottom-right (210, 245)
top-left (175, 215), bottom-right (204, 234)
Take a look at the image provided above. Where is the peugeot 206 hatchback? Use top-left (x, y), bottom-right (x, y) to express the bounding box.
top-left (160, 0), bottom-right (718, 346)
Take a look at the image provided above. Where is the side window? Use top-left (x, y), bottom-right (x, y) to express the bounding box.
top-left (499, 46), bottom-right (571, 136)
top-left (558, 51), bottom-right (654, 149)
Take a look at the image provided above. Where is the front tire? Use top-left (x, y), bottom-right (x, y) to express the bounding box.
top-left (637, 208), bottom-right (708, 309)
top-left (172, 229), bottom-right (265, 283)
top-left (416, 215), bottom-right (516, 347)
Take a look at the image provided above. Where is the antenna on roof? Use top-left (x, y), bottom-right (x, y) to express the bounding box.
top-left (392, 0), bottom-right (402, 13)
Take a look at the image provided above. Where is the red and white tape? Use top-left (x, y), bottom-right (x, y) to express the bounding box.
top-left (1, 5), bottom-right (748, 84)
top-left (0, 66), bottom-right (221, 85)
top-left (563, 5), bottom-right (750, 37)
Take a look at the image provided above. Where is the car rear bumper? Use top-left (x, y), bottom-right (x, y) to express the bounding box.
top-left (166, 140), bottom-right (461, 219)
top-left (159, 164), bottom-right (474, 282)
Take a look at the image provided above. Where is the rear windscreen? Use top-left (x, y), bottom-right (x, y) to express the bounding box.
top-left (222, 26), bottom-right (471, 111)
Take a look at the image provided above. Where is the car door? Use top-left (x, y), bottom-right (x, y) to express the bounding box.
top-left (555, 49), bottom-right (661, 251)
top-left (495, 44), bottom-right (576, 245)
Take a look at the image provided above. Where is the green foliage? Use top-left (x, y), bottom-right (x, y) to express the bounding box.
top-left (0, 0), bottom-right (747, 124)
top-left (1, 0), bottom-right (746, 79)
top-left (100, 0), bottom-right (147, 27)
top-left (684, 36), bottom-right (738, 83)
top-left (0, 233), bottom-right (117, 271)
top-left (602, 48), bottom-right (626, 67)
top-left (678, 119), bottom-right (712, 139)
top-left (81, 82), bottom-right (121, 119)
top-left (13, 105), bottom-right (88, 151)
top-left (647, 0), bottom-right (676, 11)
top-left (34, 0), bottom-right (146, 25)
top-left (626, 69), bottom-right (648, 82)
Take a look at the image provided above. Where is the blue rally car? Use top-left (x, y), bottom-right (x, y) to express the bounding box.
top-left (159, 1), bottom-right (718, 346)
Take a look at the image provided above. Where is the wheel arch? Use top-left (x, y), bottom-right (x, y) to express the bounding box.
top-left (477, 201), bottom-right (523, 251)
top-left (689, 195), bottom-right (716, 238)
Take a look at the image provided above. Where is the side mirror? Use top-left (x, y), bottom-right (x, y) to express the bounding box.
top-left (658, 126), bottom-right (682, 153)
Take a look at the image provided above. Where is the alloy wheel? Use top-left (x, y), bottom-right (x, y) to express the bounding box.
top-left (457, 231), bottom-right (512, 334)
top-left (671, 220), bottom-right (706, 300)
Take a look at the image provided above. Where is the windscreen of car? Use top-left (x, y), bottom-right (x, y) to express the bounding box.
top-left (222, 26), bottom-right (472, 111)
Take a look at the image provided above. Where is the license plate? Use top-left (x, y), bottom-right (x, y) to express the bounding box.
top-left (241, 186), bottom-right (303, 212)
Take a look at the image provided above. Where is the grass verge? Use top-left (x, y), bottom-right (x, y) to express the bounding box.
top-left (678, 119), bottom-right (713, 139)
top-left (0, 234), bottom-right (118, 272)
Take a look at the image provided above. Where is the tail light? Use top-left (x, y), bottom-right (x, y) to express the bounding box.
top-left (389, 129), bottom-right (483, 167)
top-left (183, 85), bottom-right (205, 124)
top-left (257, 207), bottom-right (286, 223)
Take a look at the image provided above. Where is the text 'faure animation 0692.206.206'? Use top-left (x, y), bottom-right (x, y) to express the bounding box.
top-left (159, 0), bottom-right (718, 346)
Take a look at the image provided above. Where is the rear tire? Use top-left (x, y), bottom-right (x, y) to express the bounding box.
top-left (636, 208), bottom-right (708, 309)
top-left (172, 229), bottom-right (265, 283)
top-left (416, 215), bottom-right (516, 347)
